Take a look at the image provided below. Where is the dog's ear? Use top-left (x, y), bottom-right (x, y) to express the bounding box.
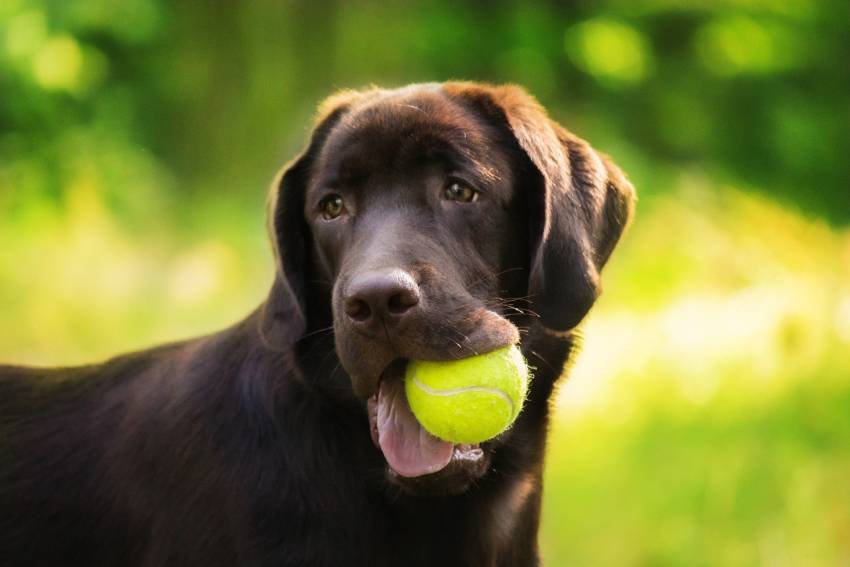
top-left (259, 89), bottom-right (376, 348)
top-left (445, 83), bottom-right (636, 333)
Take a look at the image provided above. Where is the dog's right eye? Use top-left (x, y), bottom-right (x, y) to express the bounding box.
top-left (443, 181), bottom-right (479, 203)
top-left (319, 194), bottom-right (345, 220)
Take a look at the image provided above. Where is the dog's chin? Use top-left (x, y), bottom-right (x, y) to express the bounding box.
top-left (385, 444), bottom-right (493, 496)
top-left (364, 358), bottom-right (498, 496)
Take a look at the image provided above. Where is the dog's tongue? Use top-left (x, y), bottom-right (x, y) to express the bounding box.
top-left (376, 378), bottom-right (453, 478)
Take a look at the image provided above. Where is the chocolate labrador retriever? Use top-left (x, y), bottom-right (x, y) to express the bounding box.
top-left (0, 82), bottom-right (634, 566)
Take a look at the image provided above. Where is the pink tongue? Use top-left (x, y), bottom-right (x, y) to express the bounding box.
top-left (376, 379), bottom-right (453, 478)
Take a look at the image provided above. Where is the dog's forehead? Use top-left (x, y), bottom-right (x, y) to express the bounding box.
top-left (314, 90), bottom-right (505, 184)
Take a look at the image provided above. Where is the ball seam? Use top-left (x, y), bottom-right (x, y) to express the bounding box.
top-left (409, 375), bottom-right (515, 417)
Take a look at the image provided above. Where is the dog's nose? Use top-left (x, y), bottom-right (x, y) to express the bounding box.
top-left (344, 269), bottom-right (420, 330)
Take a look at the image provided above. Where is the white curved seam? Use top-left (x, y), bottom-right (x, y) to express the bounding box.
top-left (410, 376), bottom-right (514, 415)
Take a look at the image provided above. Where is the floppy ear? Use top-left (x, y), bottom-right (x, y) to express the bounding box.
top-left (445, 83), bottom-right (636, 334)
top-left (259, 89), bottom-right (376, 348)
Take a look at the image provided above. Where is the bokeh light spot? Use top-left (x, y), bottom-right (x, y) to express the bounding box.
top-left (32, 35), bottom-right (83, 92)
top-left (695, 16), bottom-right (806, 76)
top-left (565, 18), bottom-right (652, 85)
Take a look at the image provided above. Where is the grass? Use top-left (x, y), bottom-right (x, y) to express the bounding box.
top-left (542, 365), bottom-right (850, 565)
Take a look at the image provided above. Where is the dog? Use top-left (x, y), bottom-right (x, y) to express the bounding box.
top-left (0, 82), bottom-right (635, 566)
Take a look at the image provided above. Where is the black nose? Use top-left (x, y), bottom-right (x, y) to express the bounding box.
top-left (344, 269), bottom-right (420, 330)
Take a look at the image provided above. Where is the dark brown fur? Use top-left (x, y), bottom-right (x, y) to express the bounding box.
top-left (0, 83), bottom-right (634, 566)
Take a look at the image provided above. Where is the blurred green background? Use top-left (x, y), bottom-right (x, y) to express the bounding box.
top-left (2, 0), bottom-right (849, 564)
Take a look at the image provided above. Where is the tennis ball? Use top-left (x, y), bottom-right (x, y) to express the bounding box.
top-left (404, 345), bottom-right (529, 444)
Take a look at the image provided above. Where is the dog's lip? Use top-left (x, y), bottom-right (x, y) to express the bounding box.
top-left (342, 304), bottom-right (520, 399)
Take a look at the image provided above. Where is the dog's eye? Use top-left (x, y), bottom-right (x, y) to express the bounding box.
top-left (319, 194), bottom-right (344, 220)
top-left (443, 182), bottom-right (478, 203)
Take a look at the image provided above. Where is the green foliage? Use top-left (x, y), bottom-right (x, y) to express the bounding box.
top-left (2, 0), bottom-right (849, 564)
top-left (3, 0), bottom-right (849, 221)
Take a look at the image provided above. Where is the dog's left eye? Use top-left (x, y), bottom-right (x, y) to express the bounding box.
top-left (319, 194), bottom-right (345, 220)
top-left (443, 182), bottom-right (479, 203)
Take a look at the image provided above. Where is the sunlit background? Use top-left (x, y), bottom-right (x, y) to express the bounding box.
top-left (2, 0), bottom-right (849, 564)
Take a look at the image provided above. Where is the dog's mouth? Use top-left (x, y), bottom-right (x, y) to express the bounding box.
top-left (367, 359), bottom-right (487, 482)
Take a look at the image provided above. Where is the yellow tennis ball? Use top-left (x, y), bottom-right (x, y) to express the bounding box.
top-left (404, 345), bottom-right (529, 444)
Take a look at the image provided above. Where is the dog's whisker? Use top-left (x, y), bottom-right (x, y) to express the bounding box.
top-left (299, 325), bottom-right (336, 340)
top-left (527, 349), bottom-right (558, 373)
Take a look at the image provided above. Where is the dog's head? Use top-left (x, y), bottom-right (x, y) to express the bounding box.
top-left (260, 83), bottom-right (634, 493)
